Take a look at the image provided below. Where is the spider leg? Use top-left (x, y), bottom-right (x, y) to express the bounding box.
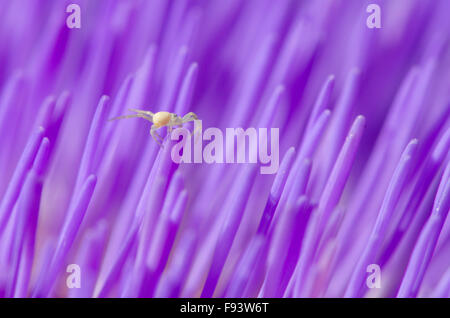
top-left (150, 124), bottom-right (164, 147)
top-left (181, 112), bottom-right (198, 123)
top-left (166, 116), bottom-right (183, 139)
top-left (181, 112), bottom-right (201, 138)
top-left (129, 108), bottom-right (154, 117)
top-left (109, 113), bottom-right (152, 122)
top-left (153, 130), bottom-right (164, 143)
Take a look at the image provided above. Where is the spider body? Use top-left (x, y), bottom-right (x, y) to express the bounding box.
top-left (110, 109), bottom-right (199, 146)
top-left (153, 111), bottom-right (172, 128)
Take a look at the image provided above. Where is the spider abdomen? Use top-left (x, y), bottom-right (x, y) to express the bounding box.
top-left (153, 111), bottom-right (171, 127)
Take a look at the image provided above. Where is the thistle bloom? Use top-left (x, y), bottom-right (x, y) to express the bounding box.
top-left (0, 0), bottom-right (449, 298)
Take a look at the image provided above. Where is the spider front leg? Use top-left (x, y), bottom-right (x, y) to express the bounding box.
top-left (182, 112), bottom-right (201, 137)
top-left (150, 125), bottom-right (164, 147)
top-left (181, 112), bottom-right (198, 122)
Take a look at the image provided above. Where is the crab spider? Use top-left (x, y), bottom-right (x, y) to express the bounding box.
top-left (109, 109), bottom-right (199, 146)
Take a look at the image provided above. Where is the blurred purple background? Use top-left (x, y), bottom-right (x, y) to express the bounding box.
top-left (0, 0), bottom-right (448, 298)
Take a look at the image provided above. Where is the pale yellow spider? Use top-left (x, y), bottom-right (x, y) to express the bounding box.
top-left (110, 109), bottom-right (199, 146)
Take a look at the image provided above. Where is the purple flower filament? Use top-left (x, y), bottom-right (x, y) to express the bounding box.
top-left (0, 0), bottom-right (449, 298)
